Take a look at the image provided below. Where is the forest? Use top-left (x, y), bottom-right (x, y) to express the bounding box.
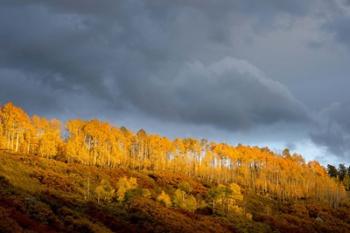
top-left (0, 102), bottom-right (350, 233)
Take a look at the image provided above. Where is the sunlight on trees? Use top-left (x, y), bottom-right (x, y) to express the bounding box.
top-left (0, 102), bottom-right (347, 209)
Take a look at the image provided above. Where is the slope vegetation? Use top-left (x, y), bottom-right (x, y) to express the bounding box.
top-left (0, 152), bottom-right (349, 233)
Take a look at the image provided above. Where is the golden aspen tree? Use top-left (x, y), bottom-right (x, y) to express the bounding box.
top-left (160, 137), bottom-right (172, 171)
top-left (33, 117), bottom-right (62, 159)
top-left (0, 102), bottom-right (31, 153)
top-left (136, 129), bottom-right (147, 170)
top-left (172, 138), bottom-right (186, 173)
top-left (343, 175), bottom-right (350, 191)
top-left (66, 119), bottom-right (90, 164)
top-left (0, 119), bottom-right (4, 149)
top-left (110, 127), bottom-right (126, 167)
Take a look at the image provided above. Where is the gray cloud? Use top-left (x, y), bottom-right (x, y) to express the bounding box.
top-left (311, 103), bottom-right (350, 160)
top-left (319, 0), bottom-right (350, 49)
top-left (120, 57), bottom-right (309, 130)
top-left (0, 69), bottom-right (60, 114)
top-left (0, 1), bottom-right (310, 129)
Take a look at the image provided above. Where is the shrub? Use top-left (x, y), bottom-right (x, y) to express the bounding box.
top-left (179, 181), bottom-right (193, 193)
top-left (116, 177), bottom-right (137, 202)
top-left (173, 189), bottom-right (198, 212)
top-left (124, 188), bottom-right (152, 203)
top-left (245, 212), bottom-right (253, 221)
top-left (157, 191), bottom-right (172, 207)
top-left (142, 188), bottom-right (152, 198)
top-left (95, 179), bottom-right (115, 203)
top-left (208, 182), bottom-right (244, 215)
top-left (185, 195), bottom-right (197, 212)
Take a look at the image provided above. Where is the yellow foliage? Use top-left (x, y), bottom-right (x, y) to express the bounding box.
top-left (157, 191), bottom-right (172, 207)
top-left (142, 188), bottom-right (152, 198)
top-left (95, 179), bottom-right (115, 203)
top-left (229, 183), bottom-right (243, 202)
top-left (173, 188), bottom-right (197, 212)
top-left (229, 205), bottom-right (244, 215)
top-left (245, 212), bottom-right (253, 220)
top-left (116, 177), bottom-right (137, 202)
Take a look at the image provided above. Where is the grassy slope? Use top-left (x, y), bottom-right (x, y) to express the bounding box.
top-left (0, 152), bottom-right (349, 233)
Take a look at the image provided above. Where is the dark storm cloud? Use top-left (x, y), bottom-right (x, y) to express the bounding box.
top-left (0, 5), bottom-right (115, 98)
top-left (320, 0), bottom-right (350, 49)
top-left (1, 0), bottom-right (313, 16)
top-left (305, 0), bottom-right (350, 161)
top-left (324, 16), bottom-right (350, 48)
top-left (121, 57), bottom-right (309, 130)
top-left (311, 103), bottom-right (350, 159)
top-left (0, 0), bottom-right (311, 130)
top-left (0, 69), bottom-right (59, 114)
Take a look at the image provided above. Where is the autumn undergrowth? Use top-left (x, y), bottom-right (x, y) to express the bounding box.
top-left (0, 151), bottom-right (349, 233)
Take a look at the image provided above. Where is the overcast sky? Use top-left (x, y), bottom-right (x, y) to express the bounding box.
top-left (1, 0), bottom-right (350, 165)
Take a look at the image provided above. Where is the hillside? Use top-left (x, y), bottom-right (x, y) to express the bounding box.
top-left (0, 152), bottom-right (349, 233)
top-left (0, 102), bottom-right (350, 232)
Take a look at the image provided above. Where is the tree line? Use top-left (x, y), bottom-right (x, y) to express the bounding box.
top-left (0, 102), bottom-right (347, 207)
top-left (327, 164), bottom-right (350, 191)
